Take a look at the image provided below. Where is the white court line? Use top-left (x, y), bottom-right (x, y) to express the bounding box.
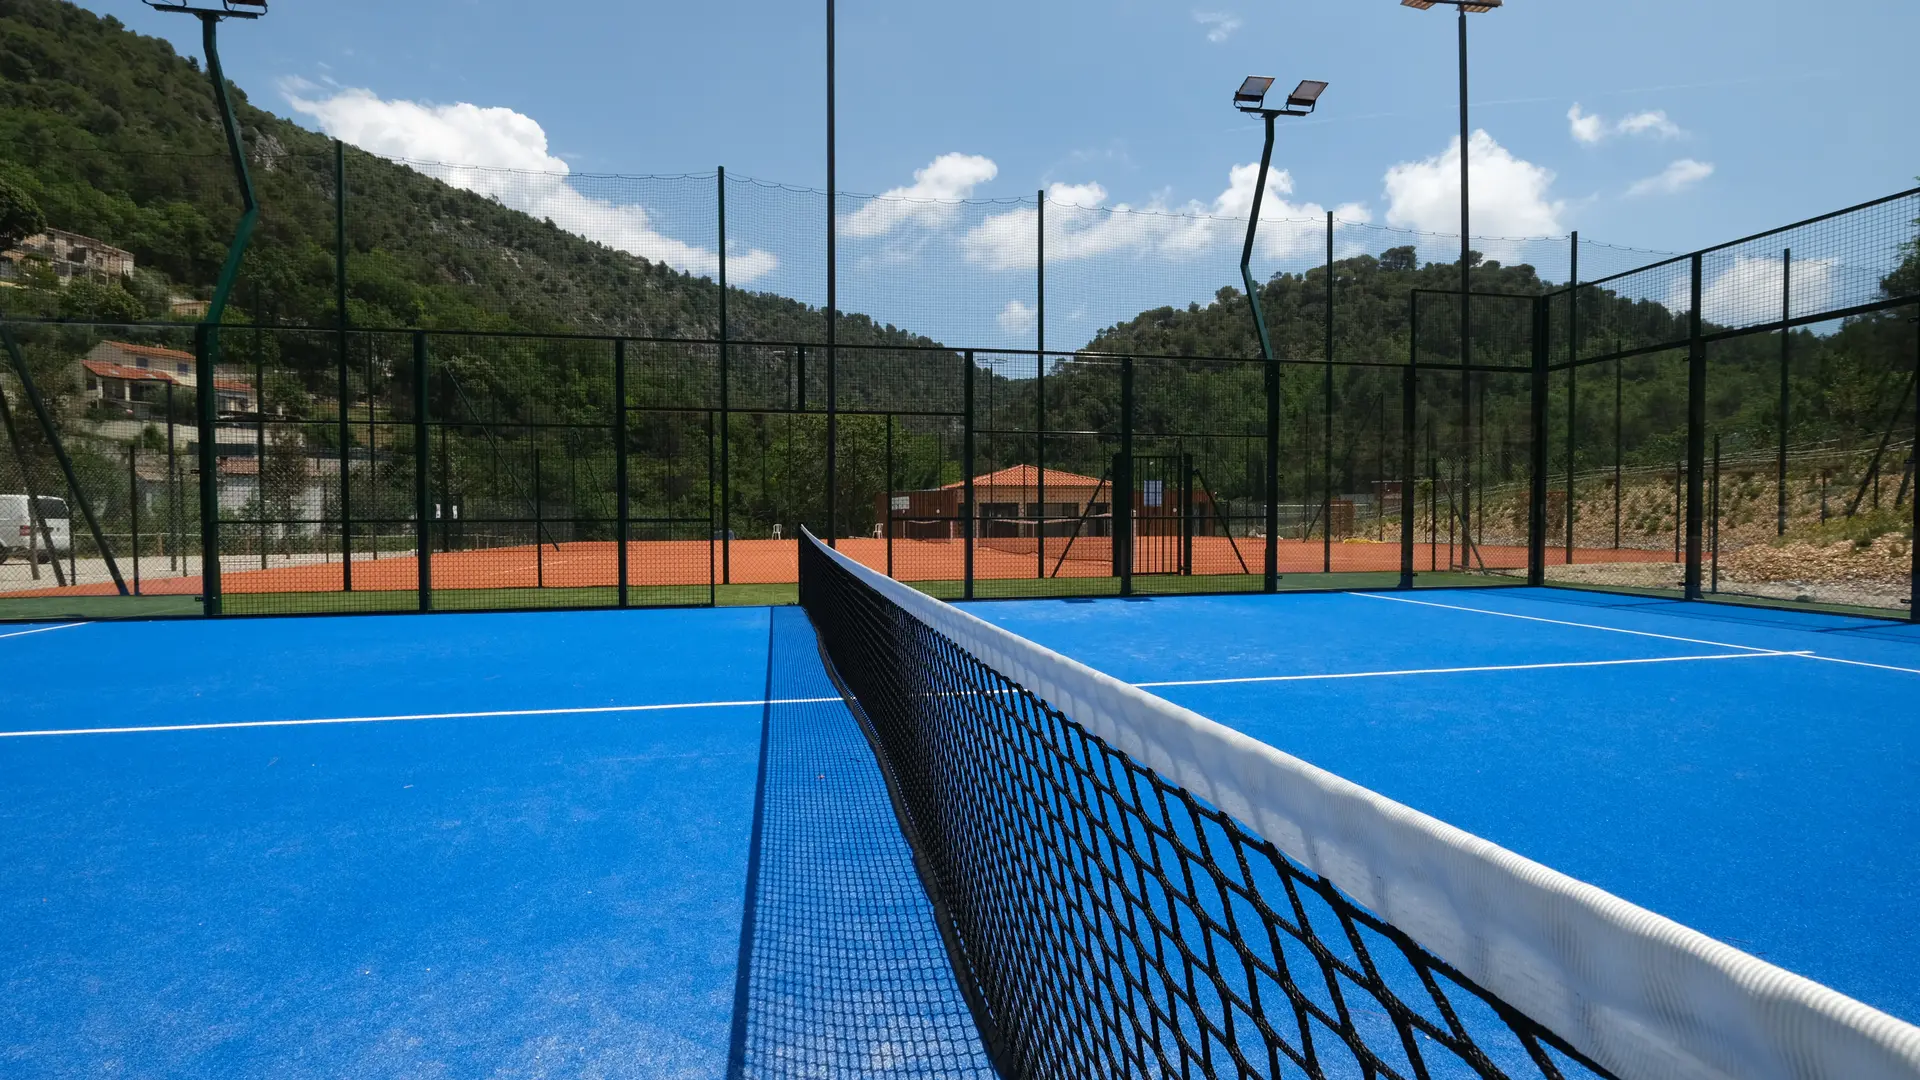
top-left (1135, 650), bottom-right (1811, 689)
top-left (0, 696), bottom-right (844, 739)
top-left (0, 622), bottom-right (86, 642)
top-left (1352, 592), bottom-right (1920, 676)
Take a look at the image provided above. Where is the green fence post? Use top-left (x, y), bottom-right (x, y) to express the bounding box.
top-left (1036, 190), bottom-right (1046, 583)
top-left (1118, 355), bottom-right (1134, 597)
top-left (717, 166), bottom-right (731, 585)
top-left (963, 349), bottom-right (976, 600)
top-left (1685, 253), bottom-right (1707, 601)
top-left (1778, 248), bottom-right (1792, 537)
top-left (1323, 211), bottom-right (1335, 575)
top-left (414, 331), bottom-right (431, 612)
top-left (129, 444), bottom-right (142, 595)
top-left (337, 138), bottom-right (353, 591)
top-left (615, 338), bottom-right (629, 608)
top-left (1403, 299), bottom-right (1419, 588)
top-left (1528, 296), bottom-right (1550, 586)
top-left (196, 323), bottom-right (222, 614)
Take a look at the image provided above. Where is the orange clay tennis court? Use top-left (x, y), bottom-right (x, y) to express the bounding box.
top-left (12, 537), bottom-right (1679, 598)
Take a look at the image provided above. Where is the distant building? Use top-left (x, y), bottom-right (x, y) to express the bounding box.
top-left (0, 228), bottom-right (135, 284)
top-left (80, 341), bottom-right (256, 418)
top-left (874, 464), bottom-right (1223, 541)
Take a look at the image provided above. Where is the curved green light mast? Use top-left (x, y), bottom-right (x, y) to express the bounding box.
top-left (1233, 77), bottom-right (1327, 591)
top-left (144, 0), bottom-right (268, 614)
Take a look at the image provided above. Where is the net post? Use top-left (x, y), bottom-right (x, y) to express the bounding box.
top-left (963, 350), bottom-right (975, 600)
top-left (1119, 355), bottom-right (1134, 596)
top-left (615, 338), bottom-right (629, 607)
top-left (336, 137), bottom-right (353, 592)
top-left (718, 166), bottom-right (731, 586)
top-left (413, 330), bottom-right (431, 612)
top-left (1528, 296), bottom-right (1549, 586)
top-left (1685, 253), bottom-right (1707, 600)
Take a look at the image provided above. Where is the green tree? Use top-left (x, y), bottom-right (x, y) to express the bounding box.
top-left (0, 173), bottom-right (44, 252)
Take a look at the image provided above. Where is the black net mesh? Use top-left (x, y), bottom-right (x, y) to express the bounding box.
top-left (797, 531), bottom-right (1617, 1080)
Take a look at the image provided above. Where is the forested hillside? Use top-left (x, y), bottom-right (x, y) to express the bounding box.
top-left (0, 0), bottom-right (918, 347)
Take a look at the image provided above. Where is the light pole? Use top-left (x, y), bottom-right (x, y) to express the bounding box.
top-left (1402, 0), bottom-right (1499, 570)
top-left (1235, 77), bottom-right (1328, 592)
top-left (144, 0), bottom-right (267, 614)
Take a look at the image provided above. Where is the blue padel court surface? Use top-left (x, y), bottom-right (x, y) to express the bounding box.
top-left (3, 588), bottom-right (1916, 1075)
top-left (966, 587), bottom-right (1920, 1027)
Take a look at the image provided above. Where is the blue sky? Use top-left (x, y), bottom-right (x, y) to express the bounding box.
top-left (96, 0), bottom-right (1918, 350)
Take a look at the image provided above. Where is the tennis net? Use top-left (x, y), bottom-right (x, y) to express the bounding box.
top-left (796, 527), bottom-right (1920, 1080)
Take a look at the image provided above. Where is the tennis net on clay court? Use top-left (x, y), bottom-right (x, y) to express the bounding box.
top-left (795, 527), bottom-right (1920, 1080)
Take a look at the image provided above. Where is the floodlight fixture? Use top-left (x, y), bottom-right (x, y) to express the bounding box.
top-left (1402, 0), bottom-right (1502, 9)
top-left (141, 0), bottom-right (267, 18)
top-left (1234, 76), bottom-right (1328, 118)
top-left (1287, 80), bottom-right (1329, 110)
top-left (1234, 76), bottom-right (1276, 110)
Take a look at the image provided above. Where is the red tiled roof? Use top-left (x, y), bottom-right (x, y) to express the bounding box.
top-left (213, 379), bottom-right (253, 392)
top-left (82, 359), bottom-right (176, 384)
top-left (943, 465), bottom-right (1107, 491)
top-left (99, 340), bottom-right (195, 363)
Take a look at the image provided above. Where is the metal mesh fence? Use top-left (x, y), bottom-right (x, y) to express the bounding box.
top-left (0, 143), bottom-right (1911, 621)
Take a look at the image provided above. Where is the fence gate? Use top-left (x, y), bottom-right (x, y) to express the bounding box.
top-left (1122, 453), bottom-right (1193, 577)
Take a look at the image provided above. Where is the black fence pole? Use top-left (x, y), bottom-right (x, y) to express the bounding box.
top-left (1685, 253), bottom-right (1707, 600)
top-left (1402, 300), bottom-right (1418, 588)
top-left (1119, 354), bottom-right (1134, 597)
top-left (1911, 313), bottom-right (1918, 623)
top-left (1779, 247), bottom-right (1792, 537)
top-left (128, 444), bottom-right (141, 595)
top-left (337, 138), bottom-right (353, 591)
top-left (255, 322), bottom-right (266, 570)
top-left (1401, 362), bottom-right (1417, 589)
top-left (885, 413), bottom-right (894, 578)
top-left (1711, 433), bottom-right (1721, 594)
top-left (196, 323), bottom-right (222, 614)
top-left (3, 325), bottom-right (124, 594)
top-left (1614, 349), bottom-right (1623, 549)
top-left (1565, 362), bottom-right (1576, 564)
top-left (534, 446), bottom-right (544, 589)
top-left (1323, 211), bottom-right (1334, 575)
top-left (963, 350), bottom-right (975, 600)
top-left (0, 367), bottom-right (63, 587)
top-left (1528, 297), bottom-right (1549, 586)
top-left (167, 380), bottom-right (179, 571)
top-left (413, 331), bottom-right (431, 612)
top-left (1036, 190), bottom-right (1046, 583)
top-left (615, 338), bottom-right (629, 607)
top-left (718, 166), bottom-right (731, 585)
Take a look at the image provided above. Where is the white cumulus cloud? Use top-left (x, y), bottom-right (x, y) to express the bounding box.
top-left (1618, 110), bottom-right (1683, 139)
top-left (1568, 104), bottom-right (1686, 144)
top-left (1671, 255), bottom-right (1837, 325)
top-left (1382, 131), bottom-right (1566, 242)
top-left (283, 84), bottom-right (774, 282)
top-left (1627, 159), bottom-right (1715, 197)
top-left (997, 299), bottom-right (1036, 334)
top-left (1567, 104), bottom-right (1605, 146)
top-left (1194, 11), bottom-right (1242, 43)
top-left (841, 153), bottom-right (1000, 239)
top-left (961, 168), bottom-right (1369, 271)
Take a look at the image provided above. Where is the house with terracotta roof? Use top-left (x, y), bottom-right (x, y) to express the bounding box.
top-left (80, 342), bottom-right (256, 419)
top-left (875, 463), bottom-right (1221, 541)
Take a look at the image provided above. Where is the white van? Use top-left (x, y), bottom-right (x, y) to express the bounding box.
top-left (0, 494), bottom-right (71, 564)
